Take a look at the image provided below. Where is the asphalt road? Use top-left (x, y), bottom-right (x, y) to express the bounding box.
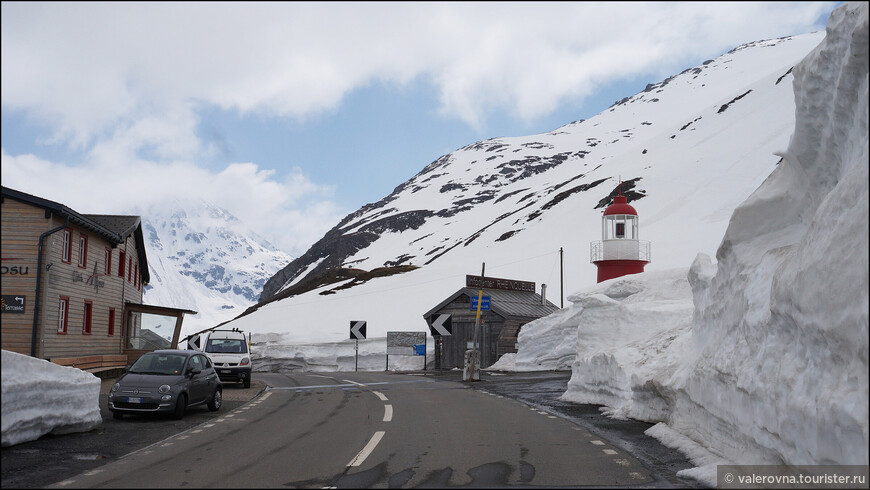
top-left (1, 376), bottom-right (267, 489)
top-left (2, 371), bottom-right (705, 489)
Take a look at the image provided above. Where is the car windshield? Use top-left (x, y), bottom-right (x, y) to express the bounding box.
top-left (128, 353), bottom-right (188, 375)
top-left (205, 338), bottom-right (247, 354)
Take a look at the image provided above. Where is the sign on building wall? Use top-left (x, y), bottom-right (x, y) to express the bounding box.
top-left (1, 295), bottom-right (26, 314)
top-left (466, 274), bottom-right (535, 293)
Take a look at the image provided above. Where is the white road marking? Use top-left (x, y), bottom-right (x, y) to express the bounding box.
top-left (603, 449), bottom-right (618, 455)
top-left (348, 431), bottom-right (385, 467)
top-left (383, 404), bottom-right (393, 422)
top-left (372, 391), bottom-right (388, 401)
top-left (591, 440), bottom-right (605, 446)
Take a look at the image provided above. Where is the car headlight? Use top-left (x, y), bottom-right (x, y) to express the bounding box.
top-left (158, 384), bottom-right (171, 394)
top-left (240, 357), bottom-right (250, 366)
top-left (111, 383), bottom-right (120, 392)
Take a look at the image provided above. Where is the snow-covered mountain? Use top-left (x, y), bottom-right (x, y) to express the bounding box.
top-left (137, 199), bottom-right (294, 333)
top-left (232, 28), bottom-right (827, 344)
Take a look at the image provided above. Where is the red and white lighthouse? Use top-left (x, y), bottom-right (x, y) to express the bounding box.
top-left (590, 187), bottom-right (650, 282)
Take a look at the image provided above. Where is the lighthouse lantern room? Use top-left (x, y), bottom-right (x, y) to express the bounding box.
top-left (590, 185), bottom-right (650, 283)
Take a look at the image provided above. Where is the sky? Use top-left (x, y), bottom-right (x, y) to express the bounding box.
top-left (0, 2), bottom-right (839, 257)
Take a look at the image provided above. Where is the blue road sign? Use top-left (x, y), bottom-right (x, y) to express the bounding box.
top-left (414, 344), bottom-right (425, 356)
top-left (471, 295), bottom-right (490, 311)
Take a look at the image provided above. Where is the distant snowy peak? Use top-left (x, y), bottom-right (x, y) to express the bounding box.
top-left (259, 31), bottom-right (825, 304)
top-left (139, 199), bottom-right (293, 330)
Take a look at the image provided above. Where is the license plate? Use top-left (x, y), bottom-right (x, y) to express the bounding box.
top-left (221, 369), bottom-right (231, 374)
top-left (127, 397), bottom-right (142, 403)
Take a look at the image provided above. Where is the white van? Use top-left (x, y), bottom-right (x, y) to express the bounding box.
top-left (186, 328), bottom-right (252, 388)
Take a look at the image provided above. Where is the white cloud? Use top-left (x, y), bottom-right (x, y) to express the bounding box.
top-left (0, 2), bottom-right (836, 255)
top-left (0, 150), bottom-right (343, 256)
top-left (2, 2), bottom-right (835, 141)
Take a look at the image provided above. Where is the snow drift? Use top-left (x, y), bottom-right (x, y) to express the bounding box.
top-left (1, 350), bottom-right (102, 447)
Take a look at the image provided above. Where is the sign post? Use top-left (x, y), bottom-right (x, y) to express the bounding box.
top-left (464, 263), bottom-right (485, 382)
top-left (428, 314), bottom-right (452, 374)
top-left (350, 321), bottom-right (366, 372)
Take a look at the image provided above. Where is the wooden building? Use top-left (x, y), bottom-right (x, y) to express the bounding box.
top-left (1, 186), bottom-right (195, 369)
top-left (424, 276), bottom-right (559, 369)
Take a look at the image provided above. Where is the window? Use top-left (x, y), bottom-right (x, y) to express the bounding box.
top-left (616, 223), bottom-right (625, 238)
top-left (108, 308), bottom-right (115, 336)
top-left (127, 256), bottom-right (132, 282)
top-left (78, 234), bottom-right (88, 268)
top-left (104, 248), bottom-right (112, 275)
top-left (57, 296), bottom-right (69, 334)
top-left (61, 229), bottom-right (72, 263)
top-left (134, 263), bottom-right (139, 288)
top-left (118, 250), bottom-right (126, 277)
top-left (82, 301), bottom-right (93, 334)
top-left (189, 355), bottom-right (203, 371)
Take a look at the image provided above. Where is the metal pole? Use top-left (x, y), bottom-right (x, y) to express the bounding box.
top-left (469, 262), bottom-right (485, 381)
top-left (355, 338), bottom-right (359, 372)
top-left (559, 247), bottom-right (565, 308)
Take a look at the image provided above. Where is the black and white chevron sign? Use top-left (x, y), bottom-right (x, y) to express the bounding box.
top-left (350, 320), bottom-right (367, 340)
top-left (428, 314), bottom-right (452, 336)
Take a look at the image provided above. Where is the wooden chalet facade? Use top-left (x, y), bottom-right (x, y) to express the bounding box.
top-left (1, 186), bottom-right (195, 368)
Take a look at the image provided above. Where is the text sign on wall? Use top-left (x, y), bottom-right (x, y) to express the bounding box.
top-left (466, 275), bottom-right (535, 293)
top-left (1, 295), bottom-right (26, 314)
top-left (387, 331), bottom-right (426, 356)
top-left (470, 295), bottom-right (491, 311)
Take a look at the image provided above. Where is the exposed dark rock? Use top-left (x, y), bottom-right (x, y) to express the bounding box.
top-left (594, 178), bottom-right (647, 209)
top-left (718, 90), bottom-right (753, 113)
top-left (775, 67), bottom-right (794, 85)
top-left (495, 230), bottom-right (522, 242)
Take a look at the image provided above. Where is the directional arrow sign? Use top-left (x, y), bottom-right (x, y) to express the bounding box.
top-left (428, 314), bottom-right (452, 336)
top-left (350, 320), bottom-right (367, 340)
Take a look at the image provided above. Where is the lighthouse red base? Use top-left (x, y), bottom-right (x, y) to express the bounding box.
top-left (594, 260), bottom-right (648, 283)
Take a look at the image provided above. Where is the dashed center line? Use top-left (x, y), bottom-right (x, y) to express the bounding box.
top-left (348, 431), bottom-right (385, 467)
top-left (383, 404), bottom-right (393, 422)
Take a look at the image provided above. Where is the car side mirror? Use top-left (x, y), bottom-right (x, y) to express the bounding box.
top-left (188, 367), bottom-right (202, 377)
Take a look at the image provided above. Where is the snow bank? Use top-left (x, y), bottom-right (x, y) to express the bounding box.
top-left (669, 1), bottom-right (868, 477)
top-left (1, 350), bottom-right (102, 447)
top-left (251, 334), bottom-right (432, 373)
top-left (559, 268), bottom-right (694, 422)
top-left (546, 3), bottom-right (868, 486)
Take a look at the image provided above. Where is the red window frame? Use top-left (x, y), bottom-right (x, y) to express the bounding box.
top-left (82, 301), bottom-right (93, 334)
top-left (78, 233), bottom-right (88, 268)
top-left (118, 250), bottom-right (126, 277)
top-left (61, 229), bottom-right (72, 264)
top-left (104, 248), bottom-right (112, 275)
top-left (134, 263), bottom-right (139, 288)
top-left (108, 308), bottom-right (115, 336)
top-left (57, 296), bottom-right (70, 334)
top-left (127, 256), bottom-right (132, 282)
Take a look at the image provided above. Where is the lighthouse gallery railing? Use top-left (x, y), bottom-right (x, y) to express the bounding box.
top-left (590, 240), bottom-right (651, 262)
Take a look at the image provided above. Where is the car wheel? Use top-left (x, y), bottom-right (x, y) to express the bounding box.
top-left (243, 377), bottom-right (251, 389)
top-left (208, 388), bottom-right (222, 411)
top-left (173, 393), bottom-right (187, 420)
top-left (112, 411), bottom-right (123, 420)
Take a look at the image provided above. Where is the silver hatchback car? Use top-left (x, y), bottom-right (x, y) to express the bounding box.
top-left (108, 349), bottom-right (222, 419)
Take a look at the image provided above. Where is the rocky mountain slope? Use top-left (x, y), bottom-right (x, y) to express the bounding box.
top-left (252, 31), bottom-right (826, 325)
top-left (138, 199), bottom-right (293, 332)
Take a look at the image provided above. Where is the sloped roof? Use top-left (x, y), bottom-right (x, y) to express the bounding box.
top-left (423, 287), bottom-right (559, 320)
top-left (1, 186), bottom-right (150, 284)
